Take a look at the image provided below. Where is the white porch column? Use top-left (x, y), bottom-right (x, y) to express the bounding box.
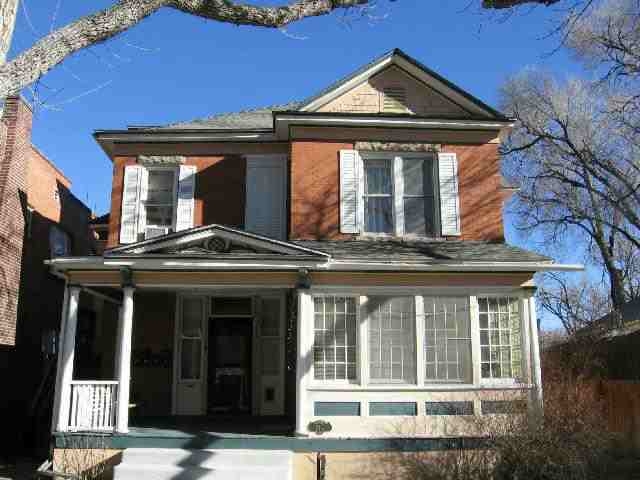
top-left (51, 283), bottom-right (69, 431)
top-left (295, 289), bottom-right (313, 436)
top-left (528, 293), bottom-right (543, 413)
top-left (55, 285), bottom-right (81, 432)
top-left (116, 286), bottom-right (135, 433)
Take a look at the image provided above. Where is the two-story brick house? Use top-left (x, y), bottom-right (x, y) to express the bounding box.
top-left (47, 50), bottom-right (579, 478)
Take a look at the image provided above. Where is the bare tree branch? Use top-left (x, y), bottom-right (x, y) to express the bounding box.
top-left (0, 0), bottom-right (370, 97)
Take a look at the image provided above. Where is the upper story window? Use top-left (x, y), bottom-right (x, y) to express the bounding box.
top-left (361, 154), bottom-right (439, 237)
top-left (340, 150), bottom-right (460, 238)
top-left (145, 168), bottom-right (177, 238)
top-left (119, 163), bottom-right (196, 244)
top-left (363, 159), bottom-right (394, 234)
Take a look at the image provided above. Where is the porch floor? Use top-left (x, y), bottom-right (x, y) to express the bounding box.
top-left (130, 415), bottom-right (294, 437)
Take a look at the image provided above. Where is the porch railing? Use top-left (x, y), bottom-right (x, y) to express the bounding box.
top-left (68, 381), bottom-right (118, 432)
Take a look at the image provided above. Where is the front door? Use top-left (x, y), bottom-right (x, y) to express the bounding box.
top-left (207, 318), bottom-right (252, 414)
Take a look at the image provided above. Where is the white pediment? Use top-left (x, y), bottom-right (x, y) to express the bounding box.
top-left (105, 224), bottom-right (329, 258)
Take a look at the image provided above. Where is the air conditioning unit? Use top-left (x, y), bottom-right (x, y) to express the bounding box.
top-left (145, 226), bottom-right (170, 239)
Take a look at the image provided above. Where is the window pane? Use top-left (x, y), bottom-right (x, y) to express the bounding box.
top-left (368, 297), bottom-right (416, 384)
top-left (313, 296), bottom-right (357, 381)
top-left (402, 159), bottom-right (424, 196)
top-left (478, 297), bottom-right (523, 380)
top-left (404, 198), bottom-right (426, 235)
top-left (260, 298), bottom-right (280, 337)
top-left (423, 297), bottom-right (472, 383)
top-left (147, 170), bottom-right (175, 204)
top-left (365, 197), bottom-right (393, 233)
top-left (146, 205), bottom-right (173, 227)
top-left (181, 339), bottom-right (201, 380)
top-left (364, 159), bottom-right (392, 194)
top-left (181, 298), bottom-right (203, 337)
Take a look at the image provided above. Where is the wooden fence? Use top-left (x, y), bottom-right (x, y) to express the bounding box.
top-left (600, 380), bottom-right (640, 448)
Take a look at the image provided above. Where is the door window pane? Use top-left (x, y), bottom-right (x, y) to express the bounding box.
top-left (423, 297), bottom-right (472, 383)
top-left (181, 339), bottom-right (201, 380)
top-left (478, 297), bottom-right (523, 380)
top-left (313, 296), bottom-right (357, 381)
top-left (211, 297), bottom-right (253, 316)
top-left (363, 159), bottom-right (393, 233)
top-left (181, 298), bottom-right (203, 337)
top-left (367, 297), bottom-right (416, 384)
top-left (260, 298), bottom-right (280, 337)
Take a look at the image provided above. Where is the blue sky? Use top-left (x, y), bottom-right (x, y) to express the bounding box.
top-left (9, 1), bottom-right (587, 326)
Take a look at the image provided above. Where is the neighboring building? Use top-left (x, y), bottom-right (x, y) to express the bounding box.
top-left (0, 97), bottom-right (94, 456)
top-left (46, 50), bottom-right (578, 478)
top-left (89, 213), bottom-right (110, 255)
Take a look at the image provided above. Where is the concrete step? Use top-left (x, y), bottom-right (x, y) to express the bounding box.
top-left (119, 448), bottom-right (292, 469)
top-left (113, 464), bottom-right (289, 480)
top-left (113, 448), bottom-right (292, 480)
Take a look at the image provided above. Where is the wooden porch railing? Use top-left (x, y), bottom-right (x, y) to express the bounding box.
top-left (68, 381), bottom-right (118, 432)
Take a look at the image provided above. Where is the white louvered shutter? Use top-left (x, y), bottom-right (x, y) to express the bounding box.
top-left (119, 165), bottom-right (143, 244)
top-left (137, 167), bottom-right (149, 237)
top-left (245, 156), bottom-right (286, 239)
top-left (340, 149), bottom-right (360, 234)
top-left (438, 152), bottom-right (461, 236)
top-left (176, 165), bottom-right (196, 231)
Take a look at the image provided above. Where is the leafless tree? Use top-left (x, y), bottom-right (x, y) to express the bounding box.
top-left (538, 273), bottom-right (612, 334)
top-left (502, 72), bottom-right (640, 312)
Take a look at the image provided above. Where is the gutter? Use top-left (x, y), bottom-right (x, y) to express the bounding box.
top-left (46, 257), bottom-right (583, 273)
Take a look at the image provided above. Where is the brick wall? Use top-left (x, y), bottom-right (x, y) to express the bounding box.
top-left (444, 143), bottom-right (505, 242)
top-left (105, 140), bottom-right (506, 247)
top-left (290, 140), bottom-right (355, 240)
top-left (289, 140), bottom-right (505, 241)
top-left (107, 155), bottom-right (247, 248)
top-left (0, 97), bottom-right (31, 346)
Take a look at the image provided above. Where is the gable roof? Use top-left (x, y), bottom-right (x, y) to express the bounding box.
top-left (297, 49), bottom-right (509, 120)
top-left (105, 224), bottom-right (329, 258)
top-left (110, 49), bottom-right (508, 134)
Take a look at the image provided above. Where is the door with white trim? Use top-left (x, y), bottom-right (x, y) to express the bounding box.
top-left (174, 295), bottom-right (206, 415)
top-left (245, 155), bottom-right (287, 240)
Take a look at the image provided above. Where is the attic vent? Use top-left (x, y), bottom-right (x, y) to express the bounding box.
top-left (383, 87), bottom-right (408, 113)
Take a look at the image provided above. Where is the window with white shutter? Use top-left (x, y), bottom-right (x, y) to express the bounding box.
top-left (119, 165), bottom-right (143, 244)
top-left (176, 165), bottom-right (196, 232)
top-left (339, 150), bottom-right (360, 234)
top-left (350, 152), bottom-right (441, 237)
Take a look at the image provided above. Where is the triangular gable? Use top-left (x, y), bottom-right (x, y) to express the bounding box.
top-left (105, 224), bottom-right (330, 257)
top-left (299, 49), bottom-right (507, 120)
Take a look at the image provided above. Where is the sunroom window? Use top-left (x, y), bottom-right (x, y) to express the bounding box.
top-left (423, 296), bottom-right (472, 383)
top-left (478, 297), bottom-right (523, 380)
top-left (367, 297), bottom-right (416, 384)
top-left (313, 296), bottom-right (357, 381)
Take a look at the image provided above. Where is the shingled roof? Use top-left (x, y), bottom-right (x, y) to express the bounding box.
top-left (293, 239), bottom-right (551, 264)
top-left (144, 102), bottom-right (302, 131)
top-left (123, 48), bottom-right (510, 133)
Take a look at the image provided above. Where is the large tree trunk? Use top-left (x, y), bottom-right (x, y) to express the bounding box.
top-left (0, 0), bottom-right (18, 65)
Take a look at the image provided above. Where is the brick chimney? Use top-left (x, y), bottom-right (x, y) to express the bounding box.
top-left (0, 96), bottom-right (33, 346)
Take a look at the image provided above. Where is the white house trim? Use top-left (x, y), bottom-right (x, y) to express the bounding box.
top-left (115, 287), bottom-right (135, 433)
